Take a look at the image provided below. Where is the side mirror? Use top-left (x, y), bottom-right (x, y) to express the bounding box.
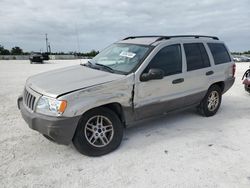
top-left (140, 68), bottom-right (164, 82)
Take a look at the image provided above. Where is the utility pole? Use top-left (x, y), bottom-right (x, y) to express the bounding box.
top-left (45, 33), bottom-right (49, 53)
top-left (48, 43), bottom-right (51, 53)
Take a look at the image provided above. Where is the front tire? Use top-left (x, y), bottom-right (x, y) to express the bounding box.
top-left (198, 85), bottom-right (222, 117)
top-left (73, 107), bottom-right (123, 156)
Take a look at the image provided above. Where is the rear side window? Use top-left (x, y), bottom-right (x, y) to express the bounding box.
top-left (184, 43), bottom-right (210, 71)
top-left (146, 44), bottom-right (182, 76)
top-left (207, 43), bottom-right (231, 64)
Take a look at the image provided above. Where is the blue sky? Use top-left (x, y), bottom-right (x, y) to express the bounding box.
top-left (0, 0), bottom-right (249, 52)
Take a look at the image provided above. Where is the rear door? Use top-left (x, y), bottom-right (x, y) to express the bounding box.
top-left (182, 43), bottom-right (213, 106)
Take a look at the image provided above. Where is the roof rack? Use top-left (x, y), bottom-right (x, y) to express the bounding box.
top-left (123, 36), bottom-right (164, 40)
top-left (155, 35), bottom-right (219, 42)
top-left (123, 35), bottom-right (219, 42)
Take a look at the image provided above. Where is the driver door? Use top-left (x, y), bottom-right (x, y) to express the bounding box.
top-left (134, 44), bottom-right (187, 120)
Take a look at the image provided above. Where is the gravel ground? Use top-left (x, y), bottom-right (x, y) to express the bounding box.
top-left (0, 60), bottom-right (250, 188)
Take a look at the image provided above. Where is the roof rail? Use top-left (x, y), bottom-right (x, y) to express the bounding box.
top-left (123, 35), bottom-right (219, 42)
top-left (123, 36), bottom-right (164, 40)
top-left (155, 35), bottom-right (219, 42)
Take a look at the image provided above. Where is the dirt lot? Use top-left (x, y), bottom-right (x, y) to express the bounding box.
top-left (0, 60), bottom-right (250, 188)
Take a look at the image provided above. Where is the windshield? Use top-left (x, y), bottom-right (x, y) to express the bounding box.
top-left (90, 43), bottom-right (150, 74)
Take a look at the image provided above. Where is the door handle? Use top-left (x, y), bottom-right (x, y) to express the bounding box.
top-left (206, 71), bottom-right (214, 76)
top-left (172, 78), bottom-right (184, 84)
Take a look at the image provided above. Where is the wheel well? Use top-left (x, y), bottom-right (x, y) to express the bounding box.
top-left (92, 103), bottom-right (126, 126)
top-left (212, 81), bottom-right (225, 92)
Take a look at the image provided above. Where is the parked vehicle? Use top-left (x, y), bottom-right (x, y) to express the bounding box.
top-left (242, 68), bottom-right (250, 93)
top-left (42, 52), bottom-right (50, 61)
top-left (233, 57), bottom-right (241, 62)
top-left (18, 35), bottom-right (235, 156)
top-left (233, 55), bottom-right (250, 62)
top-left (29, 53), bottom-right (43, 63)
top-left (29, 53), bottom-right (49, 64)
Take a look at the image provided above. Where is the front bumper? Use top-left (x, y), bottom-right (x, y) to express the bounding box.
top-left (18, 96), bottom-right (81, 145)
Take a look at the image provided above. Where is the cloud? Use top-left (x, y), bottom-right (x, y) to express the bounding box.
top-left (0, 0), bottom-right (249, 52)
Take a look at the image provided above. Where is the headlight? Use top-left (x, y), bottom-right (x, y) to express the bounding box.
top-left (36, 96), bottom-right (67, 116)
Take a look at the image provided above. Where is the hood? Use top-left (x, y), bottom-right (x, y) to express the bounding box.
top-left (26, 65), bottom-right (124, 98)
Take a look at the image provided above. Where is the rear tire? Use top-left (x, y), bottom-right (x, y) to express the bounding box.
top-left (73, 107), bottom-right (123, 156)
top-left (198, 85), bottom-right (222, 117)
top-left (245, 84), bottom-right (250, 93)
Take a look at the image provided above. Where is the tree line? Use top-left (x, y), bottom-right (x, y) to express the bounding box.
top-left (231, 50), bottom-right (250, 55)
top-left (0, 44), bottom-right (99, 57)
top-left (0, 45), bottom-right (25, 55)
top-left (1, 44), bottom-right (249, 56)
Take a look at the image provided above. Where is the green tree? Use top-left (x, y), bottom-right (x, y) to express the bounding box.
top-left (88, 50), bottom-right (99, 57)
top-left (11, 46), bottom-right (23, 55)
top-left (243, 50), bottom-right (250, 55)
top-left (0, 45), bottom-right (10, 55)
top-left (2, 49), bottom-right (10, 55)
top-left (82, 50), bottom-right (99, 57)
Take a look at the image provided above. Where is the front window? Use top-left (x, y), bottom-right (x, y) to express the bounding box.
top-left (90, 43), bottom-right (150, 74)
top-left (145, 44), bottom-right (182, 76)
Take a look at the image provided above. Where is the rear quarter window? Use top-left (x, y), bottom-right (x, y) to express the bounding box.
top-left (207, 43), bottom-right (231, 64)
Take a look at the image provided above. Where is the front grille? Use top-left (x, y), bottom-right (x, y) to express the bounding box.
top-left (23, 89), bottom-right (36, 110)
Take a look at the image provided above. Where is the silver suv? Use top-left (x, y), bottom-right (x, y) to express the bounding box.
top-left (18, 35), bottom-right (235, 156)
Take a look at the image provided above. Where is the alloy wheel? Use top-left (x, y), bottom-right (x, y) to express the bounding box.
top-left (207, 91), bottom-right (219, 111)
top-left (84, 115), bottom-right (114, 147)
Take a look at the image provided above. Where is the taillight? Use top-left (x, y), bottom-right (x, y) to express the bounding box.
top-left (232, 64), bottom-right (236, 77)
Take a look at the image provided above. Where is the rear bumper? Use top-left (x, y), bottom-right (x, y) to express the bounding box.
top-left (223, 77), bottom-right (235, 94)
top-left (18, 96), bottom-right (81, 145)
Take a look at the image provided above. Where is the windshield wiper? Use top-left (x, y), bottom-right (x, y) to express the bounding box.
top-left (81, 61), bottom-right (92, 67)
top-left (81, 61), bottom-right (115, 73)
top-left (95, 63), bottom-right (114, 73)
top-left (81, 61), bottom-right (100, 70)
